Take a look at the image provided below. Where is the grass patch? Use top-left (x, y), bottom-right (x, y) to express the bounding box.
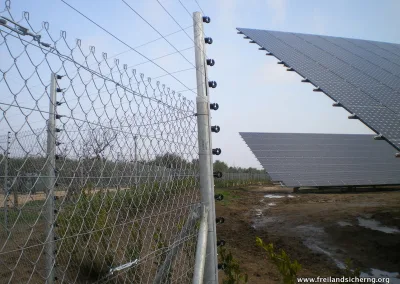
top-left (215, 188), bottom-right (240, 206)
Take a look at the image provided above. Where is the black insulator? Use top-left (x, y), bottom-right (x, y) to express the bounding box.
top-left (55, 155), bottom-right (60, 160)
top-left (396, 153), bottom-right (400, 158)
top-left (212, 148), bottom-right (221, 155)
top-left (56, 88), bottom-right (64, 93)
top-left (210, 103), bottom-right (219, 110)
top-left (214, 194), bottom-right (223, 201)
top-left (54, 209), bottom-right (58, 214)
top-left (217, 240), bottom-right (226, 247)
top-left (56, 101), bottom-right (63, 106)
top-left (55, 141), bottom-right (63, 146)
top-left (202, 16), bottom-right (211, 23)
top-left (208, 81), bottom-right (217, 88)
top-left (205, 37), bottom-right (213, 44)
top-left (54, 196), bottom-right (59, 200)
top-left (56, 75), bottom-right (63, 80)
top-left (54, 237), bottom-right (58, 241)
top-left (207, 59), bottom-right (215, 66)
top-left (54, 277), bottom-right (58, 281)
top-left (54, 169), bottom-right (59, 174)
top-left (218, 263), bottom-right (226, 270)
top-left (213, 171), bottom-right (223, 178)
top-left (55, 183), bottom-right (59, 187)
top-left (55, 128), bottom-right (62, 132)
top-left (211, 126), bottom-right (220, 133)
top-left (55, 114), bottom-right (63, 119)
top-left (216, 217), bottom-right (225, 224)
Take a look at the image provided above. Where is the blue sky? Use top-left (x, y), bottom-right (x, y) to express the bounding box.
top-left (2, 0), bottom-right (400, 168)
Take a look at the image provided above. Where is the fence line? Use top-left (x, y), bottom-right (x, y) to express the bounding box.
top-left (0, 3), bottom-right (204, 283)
top-left (215, 172), bottom-right (271, 188)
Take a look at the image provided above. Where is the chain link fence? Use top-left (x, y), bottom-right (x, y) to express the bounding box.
top-left (0, 3), bottom-right (201, 283)
top-left (214, 172), bottom-right (271, 188)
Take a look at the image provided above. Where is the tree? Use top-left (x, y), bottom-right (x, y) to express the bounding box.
top-left (152, 153), bottom-right (190, 169)
top-left (214, 160), bottom-right (228, 172)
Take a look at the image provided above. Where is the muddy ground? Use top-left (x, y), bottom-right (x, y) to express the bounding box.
top-left (215, 186), bottom-right (400, 284)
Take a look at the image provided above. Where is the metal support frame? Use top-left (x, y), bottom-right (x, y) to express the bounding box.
top-left (192, 206), bottom-right (209, 284)
top-left (193, 11), bottom-right (218, 284)
top-left (3, 131), bottom-right (10, 230)
top-left (153, 205), bottom-right (202, 284)
top-left (45, 73), bottom-right (57, 284)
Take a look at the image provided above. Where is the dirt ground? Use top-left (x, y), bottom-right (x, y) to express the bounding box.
top-left (215, 186), bottom-right (400, 284)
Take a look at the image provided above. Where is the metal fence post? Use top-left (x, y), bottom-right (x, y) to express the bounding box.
top-left (45, 73), bottom-right (57, 284)
top-left (192, 205), bottom-right (209, 284)
top-left (3, 131), bottom-right (10, 230)
top-left (193, 11), bottom-right (218, 284)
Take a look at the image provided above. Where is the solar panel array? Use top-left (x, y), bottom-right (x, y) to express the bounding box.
top-left (240, 132), bottom-right (400, 187)
top-left (237, 28), bottom-right (400, 153)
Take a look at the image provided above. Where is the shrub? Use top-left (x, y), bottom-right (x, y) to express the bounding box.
top-left (218, 246), bottom-right (248, 284)
top-left (256, 237), bottom-right (301, 284)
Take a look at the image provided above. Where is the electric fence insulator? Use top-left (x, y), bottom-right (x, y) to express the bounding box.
top-left (214, 194), bottom-right (223, 201)
top-left (216, 217), bottom-right (225, 224)
top-left (211, 126), bottom-right (220, 133)
top-left (205, 37), bottom-right (213, 44)
top-left (210, 103), bottom-right (219, 110)
top-left (212, 148), bottom-right (221, 155)
top-left (213, 171), bottom-right (223, 178)
top-left (218, 263), bottom-right (226, 270)
top-left (207, 59), bottom-right (215, 66)
top-left (202, 16), bottom-right (211, 23)
top-left (217, 240), bottom-right (226, 247)
top-left (208, 81), bottom-right (217, 88)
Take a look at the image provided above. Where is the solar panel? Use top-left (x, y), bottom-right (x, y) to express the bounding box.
top-left (240, 132), bottom-right (400, 187)
top-left (237, 28), bottom-right (400, 153)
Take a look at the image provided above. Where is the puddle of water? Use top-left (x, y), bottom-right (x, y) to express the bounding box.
top-left (303, 241), bottom-right (345, 269)
top-left (361, 269), bottom-right (400, 284)
top-left (338, 221), bottom-right (352, 227)
top-left (252, 216), bottom-right (281, 229)
top-left (357, 218), bottom-right (400, 234)
top-left (268, 202), bottom-right (276, 206)
top-left (264, 194), bottom-right (295, 199)
top-left (264, 194), bottom-right (285, 198)
top-left (296, 225), bottom-right (325, 235)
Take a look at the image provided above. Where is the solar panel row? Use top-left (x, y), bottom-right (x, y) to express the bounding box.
top-left (237, 28), bottom-right (400, 152)
top-left (240, 132), bottom-right (400, 187)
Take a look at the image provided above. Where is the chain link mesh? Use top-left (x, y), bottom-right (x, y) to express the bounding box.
top-left (0, 3), bottom-right (201, 283)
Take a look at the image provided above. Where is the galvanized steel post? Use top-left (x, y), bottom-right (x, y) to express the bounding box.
top-left (193, 11), bottom-right (218, 283)
top-left (45, 73), bottom-right (57, 284)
